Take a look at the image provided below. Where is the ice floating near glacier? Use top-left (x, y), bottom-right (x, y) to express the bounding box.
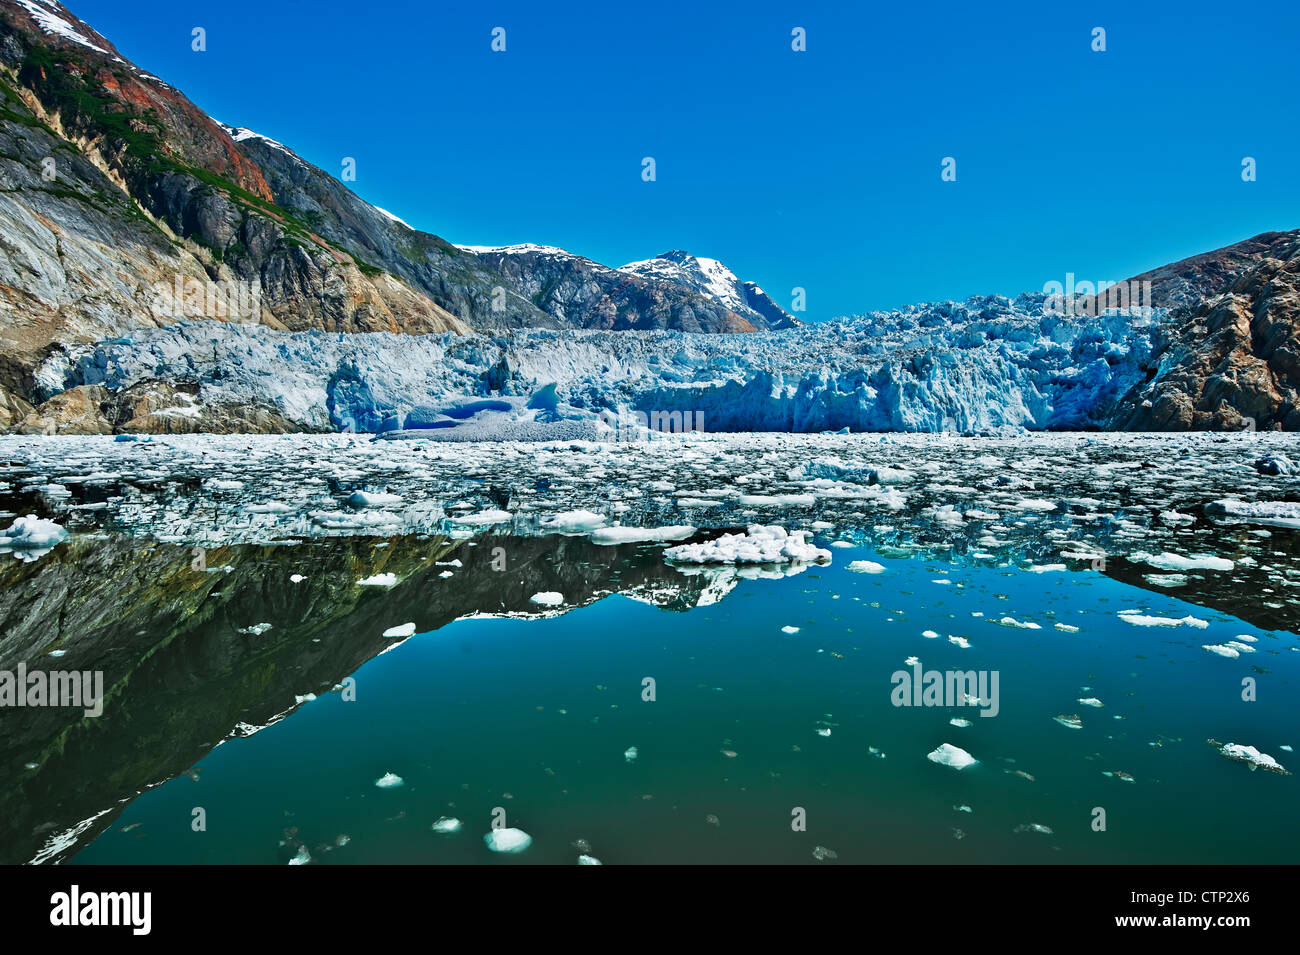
top-left (431, 817), bottom-right (462, 833)
top-left (483, 828), bottom-right (533, 853)
top-left (663, 525), bottom-right (831, 565)
top-left (1118, 611), bottom-right (1208, 628)
top-left (1214, 742), bottom-right (1291, 775)
top-left (590, 525), bottom-right (696, 545)
top-left (846, 560), bottom-right (885, 574)
top-left (0, 515), bottom-right (68, 558)
top-left (374, 772), bottom-right (405, 788)
top-left (927, 743), bottom-right (976, 769)
top-left (1132, 552), bottom-right (1234, 572)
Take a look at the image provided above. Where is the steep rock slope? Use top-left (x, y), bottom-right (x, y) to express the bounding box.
top-left (1111, 233), bottom-right (1300, 430)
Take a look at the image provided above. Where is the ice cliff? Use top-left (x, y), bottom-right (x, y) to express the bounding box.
top-left (33, 292), bottom-right (1161, 434)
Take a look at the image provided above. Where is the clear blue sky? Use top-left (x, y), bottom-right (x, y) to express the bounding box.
top-left (69, 0), bottom-right (1300, 319)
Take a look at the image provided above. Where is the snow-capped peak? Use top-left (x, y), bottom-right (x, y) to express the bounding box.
top-left (15, 0), bottom-right (111, 56)
top-left (217, 123), bottom-right (294, 157)
top-left (456, 243), bottom-right (585, 258)
top-left (619, 251), bottom-right (747, 313)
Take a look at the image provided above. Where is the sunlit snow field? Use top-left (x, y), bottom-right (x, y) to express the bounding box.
top-left (1, 432), bottom-right (1297, 864)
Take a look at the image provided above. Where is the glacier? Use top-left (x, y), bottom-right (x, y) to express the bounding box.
top-left (35, 292), bottom-right (1161, 435)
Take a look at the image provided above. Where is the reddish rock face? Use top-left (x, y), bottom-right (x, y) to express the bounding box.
top-left (1113, 234), bottom-right (1300, 431)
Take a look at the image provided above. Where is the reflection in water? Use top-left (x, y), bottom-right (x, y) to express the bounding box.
top-left (0, 531), bottom-right (734, 864)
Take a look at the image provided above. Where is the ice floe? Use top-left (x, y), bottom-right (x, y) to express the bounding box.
top-left (927, 743), bottom-right (977, 769)
top-left (484, 828), bottom-right (533, 852)
top-left (664, 525), bottom-right (830, 565)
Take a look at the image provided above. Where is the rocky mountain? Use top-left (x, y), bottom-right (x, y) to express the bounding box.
top-left (618, 250), bottom-right (797, 330)
top-left (0, 0), bottom-right (789, 431)
top-left (1109, 231), bottom-right (1300, 430)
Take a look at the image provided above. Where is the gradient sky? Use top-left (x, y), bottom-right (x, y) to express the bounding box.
top-left (66, 0), bottom-right (1300, 320)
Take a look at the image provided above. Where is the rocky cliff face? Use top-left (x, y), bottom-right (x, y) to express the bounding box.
top-left (1111, 233), bottom-right (1300, 431)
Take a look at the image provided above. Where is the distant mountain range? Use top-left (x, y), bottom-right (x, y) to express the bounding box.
top-left (0, 0), bottom-right (1296, 433)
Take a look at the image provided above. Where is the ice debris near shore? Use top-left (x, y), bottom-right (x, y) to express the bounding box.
top-left (664, 525), bottom-right (831, 565)
top-left (0, 515), bottom-right (68, 557)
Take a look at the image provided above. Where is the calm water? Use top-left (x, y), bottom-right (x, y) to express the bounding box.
top-left (62, 545), bottom-right (1298, 865)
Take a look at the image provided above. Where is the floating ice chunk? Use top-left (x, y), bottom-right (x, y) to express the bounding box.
top-left (1226, 641), bottom-right (1256, 654)
top-left (1202, 644), bottom-right (1240, 658)
top-left (1119, 611), bottom-right (1207, 628)
top-left (1233, 634), bottom-right (1258, 643)
top-left (1053, 714), bottom-right (1083, 730)
top-left (577, 854), bottom-right (603, 865)
top-left (1027, 563), bottom-right (1065, 573)
top-left (357, 572), bottom-right (398, 587)
top-left (1054, 623), bottom-right (1080, 633)
top-left (815, 727), bottom-right (831, 737)
top-left (1078, 698), bottom-right (1104, 708)
top-left (781, 625), bottom-right (800, 634)
top-left (904, 656), bottom-right (920, 666)
top-left (431, 817), bottom-right (462, 833)
top-left (1218, 743), bottom-right (1290, 775)
top-left (449, 509), bottom-right (512, 526)
top-left (484, 828), bottom-right (533, 853)
top-left (950, 718), bottom-right (972, 728)
top-left (624, 746), bottom-right (638, 762)
top-left (811, 845), bottom-right (838, 861)
top-left (1206, 499), bottom-right (1300, 525)
top-left (1014, 499), bottom-right (1058, 512)
top-left (530, 592), bottom-right (564, 607)
top-left (996, 617), bottom-right (1041, 630)
top-left (288, 846), bottom-right (311, 865)
top-left (830, 540), bottom-right (854, 548)
top-left (664, 525), bottom-right (830, 565)
top-left (846, 560), bottom-right (885, 574)
top-left (238, 623), bottom-right (272, 636)
top-left (0, 515), bottom-right (68, 551)
top-left (922, 630), bottom-right (940, 639)
top-left (383, 622), bottom-right (417, 638)
top-left (948, 636), bottom-right (971, 648)
top-left (347, 490), bottom-right (402, 508)
top-left (590, 525), bottom-right (696, 545)
top-left (1131, 552), bottom-right (1234, 572)
top-left (1014, 823), bottom-right (1054, 835)
top-left (542, 510), bottom-right (608, 533)
top-left (1158, 510), bottom-right (1195, 525)
top-left (927, 743), bottom-right (976, 769)
top-left (374, 772), bottom-right (405, 789)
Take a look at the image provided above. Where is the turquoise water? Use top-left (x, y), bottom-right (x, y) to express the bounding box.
top-left (70, 551), bottom-right (1298, 865)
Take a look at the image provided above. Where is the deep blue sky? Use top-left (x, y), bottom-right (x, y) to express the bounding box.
top-left (68, 0), bottom-right (1300, 319)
